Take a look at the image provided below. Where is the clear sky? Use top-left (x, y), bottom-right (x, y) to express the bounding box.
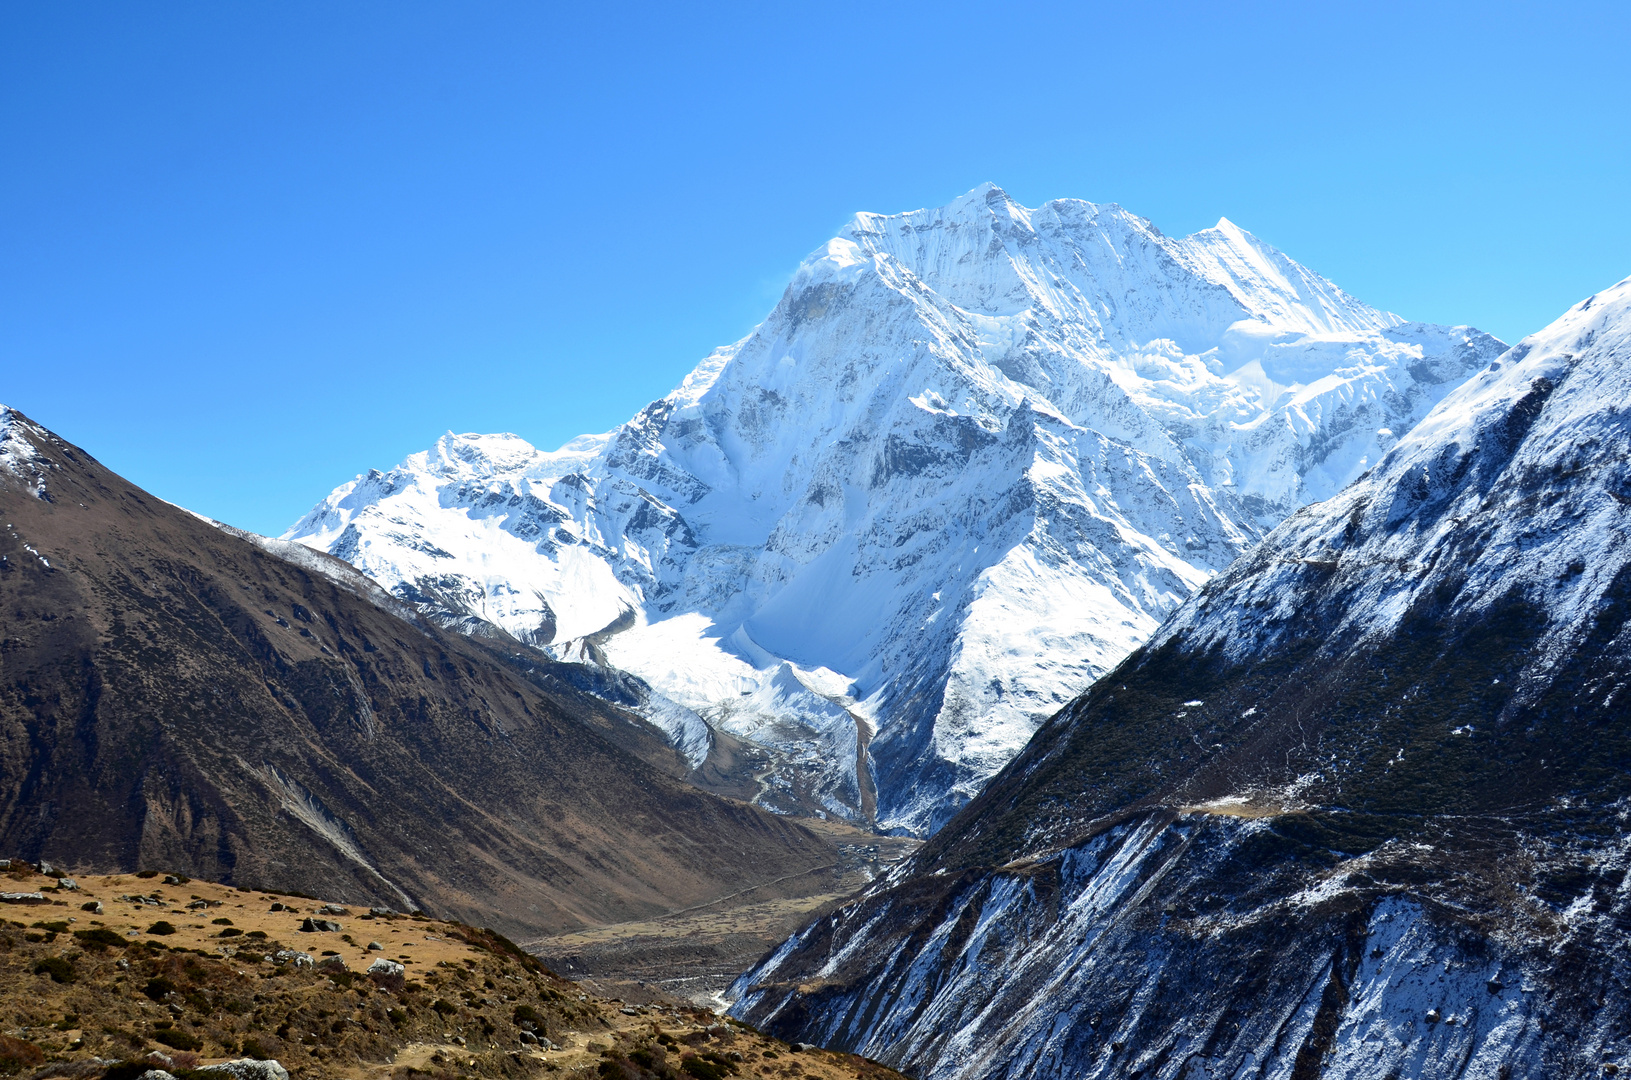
top-left (3, 1), bottom-right (1628, 535)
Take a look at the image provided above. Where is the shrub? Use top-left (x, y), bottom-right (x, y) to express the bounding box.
top-left (211, 918), bottom-right (233, 926)
top-left (32, 920), bottom-right (69, 933)
top-left (152, 1029), bottom-right (202, 1052)
top-left (0, 1034), bottom-right (45, 1075)
top-left (241, 1038), bottom-right (270, 1061)
top-left (135, 871), bottom-right (158, 879)
top-left (431, 999), bottom-right (457, 1016)
top-left (32, 956), bottom-right (75, 984)
top-left (146, 921), bottom-right (177, 936)
top-left (74, 927), bottom-right (127, 951)
top-left (216, 928), bottom-right (243, 938)
top-left (386, 1008), bottom-right (407, 1027)
top-left (245, 930), bottom-right (268, 939)
top-left (512, 1004), bottom-right (544, 1028)
top-left (143, 976), bottom-right (178, 1001)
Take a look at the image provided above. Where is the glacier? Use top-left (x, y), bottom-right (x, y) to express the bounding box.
top-left (287, 183), bottom-right (1502, 834)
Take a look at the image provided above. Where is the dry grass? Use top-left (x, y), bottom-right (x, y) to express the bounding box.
top-left (0, 865), bottom-right (908, 1080)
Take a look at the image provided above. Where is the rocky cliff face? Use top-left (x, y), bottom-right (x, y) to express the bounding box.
top-left (288, 185), bottom-right (1502, 835)
top-left (727, 276), bottom-right (1631, 1079)
top-left (0, 406), bottom-right (836, 939)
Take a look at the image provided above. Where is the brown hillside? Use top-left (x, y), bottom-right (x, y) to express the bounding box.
top-left (0, 407), bottom-right (835, 940)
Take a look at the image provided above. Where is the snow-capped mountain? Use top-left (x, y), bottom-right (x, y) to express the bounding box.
top-left (728, 276), bottom-right (1631, 1079)
top-left (288, 184), bottom-right (1502, 834)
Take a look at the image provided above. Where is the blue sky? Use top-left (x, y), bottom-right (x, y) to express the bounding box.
top-left (3, 1), bottom-right (1628, 535)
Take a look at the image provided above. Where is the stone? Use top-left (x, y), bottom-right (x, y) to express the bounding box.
top-left (366, 957), bottom-right (406, 991)
top-left (300, 917), bottom-right (342, 932)
top-left (369, 906), bottom-right (396, 916)
top-left (318, 904), bottom-right (349, 916)
top-left (316, 955), bottom-right (349, 974)
top-left (82, 900), bottom-right (103, 914)
top-left (0, 891), bottom-right (48, 905)
top-left (139, 1069), bottom-right (177, 1080)
top-left (194, 1059), bottom-right (291, 1080)
top-left (268, 902), bottom-right (291, 912)
top-left (57, 878), bottom-right (78, 890)
top-left (162, 875), bottom-right (182, 885)
top-left (272, 950), bottom-right (314, 968)
top-left (367, 940), bottom-right (383, 950)
top-left (38, 861), bottom-right (55, 876)
top-left (518, 1031), bottom-right (537, 1045)
top-left (1425, 1008), bottom-right (1442, 1024)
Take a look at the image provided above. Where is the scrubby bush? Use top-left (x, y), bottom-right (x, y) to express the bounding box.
top-left (0, 1035), bottom-right (45, 1075)
top-left (32, 956), bottom-right (75, 983)
top-left (146, 921), bottom-right (177, 936)
top-left (153, 1029), bottom-right (203, 1052)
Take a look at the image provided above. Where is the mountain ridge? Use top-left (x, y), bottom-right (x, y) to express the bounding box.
top-left (0, 404), bottom-right (838, 940)
top-left (726, 274), bottom-right (1631, 1080)
top-left (288, 185), bottom-right (1503, 835)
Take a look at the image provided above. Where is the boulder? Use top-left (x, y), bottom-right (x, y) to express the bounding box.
top-left (82, 900), bottom-right (103, 914)
top-left (316, 956), bottom-right (349, 974)
top-left (366, 941), bottom-right (384, 951)
top-left (366, 957), bottom-right (405, 991)
top-left (299, 918), bottom-right (342, 932)
top-left (272, 950), bottom-right (314, 968)
top-left (194, 1059), bottom-right (291, 1080)
top-left (0, 892), bottom-right (47, 905)
top-left (57, 878), bottom-right (78, 890)
top-left (317, 904), bottom-right (349, 916)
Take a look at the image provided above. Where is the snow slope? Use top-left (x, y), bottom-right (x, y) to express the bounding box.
top-left (288, 185), bottom-right (1501, 834)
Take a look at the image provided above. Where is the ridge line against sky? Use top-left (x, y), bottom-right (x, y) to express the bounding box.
top-left (2, 0), bottom-right (1628, 536)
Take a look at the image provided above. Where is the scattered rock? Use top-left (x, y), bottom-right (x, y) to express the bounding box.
top-left (317, 904), bottom-right (349, 916)
top-left (38, 862), bottom-right (55, 876)
top-left (138, 1071), bottom-right (177, 1080)
top-left (299, 918), bottom-right (342, 933)
top-left (1426, 1008), bottom-right (1442, 1024)
top-left (518, 1031), bottom-right (538, 1045)
top-left (82, 900), bottom-right (103, 914)
top-left (0, 892), bottom-right (47, 905)
top-left (272, 950), bottom-right (314, 968)
top-left (316, 956), bottom-right (349, 974)
top-left (56, 878), bottom-right (77, 890)
top-left (369, 906), bottom-right (396, 917)
top-left (366, 941), bottom-right (384, 951)
top-left (162, 875), bottom-right (183, 885)
top-left (268, 902), bottom-right (292, 912)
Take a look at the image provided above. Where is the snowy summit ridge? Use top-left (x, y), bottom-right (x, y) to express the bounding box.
top-left (288, 185), bottom-right (1503, 834)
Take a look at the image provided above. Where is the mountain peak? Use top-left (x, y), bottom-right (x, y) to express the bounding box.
top-left (288, 188), bottom-right (1504, 835)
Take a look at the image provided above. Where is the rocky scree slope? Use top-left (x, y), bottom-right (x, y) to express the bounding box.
top-left (288, 184), bottom-right (1503, 835)
top-left (0, 406), bottom-right (836, 940)
top-left (727, 276), bottom-right (1631, 1080)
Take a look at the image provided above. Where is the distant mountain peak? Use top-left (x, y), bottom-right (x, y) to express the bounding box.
top-left (289, 187), bottom-right (1503, 835)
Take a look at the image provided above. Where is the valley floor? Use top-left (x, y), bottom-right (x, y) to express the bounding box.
top-left (525, 821), bottom-right (919, 1005)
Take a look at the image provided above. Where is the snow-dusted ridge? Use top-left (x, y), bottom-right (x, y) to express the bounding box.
top-left (288, 184), bottom-right (1502, 834)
